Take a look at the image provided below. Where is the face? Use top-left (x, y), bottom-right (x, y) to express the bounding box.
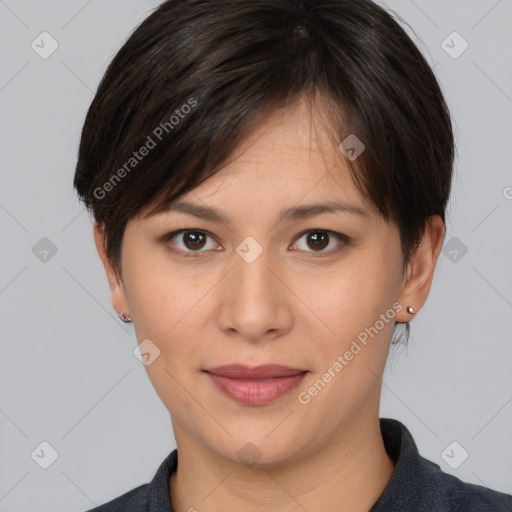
top-left (96, 98), bottom-right (442, 467)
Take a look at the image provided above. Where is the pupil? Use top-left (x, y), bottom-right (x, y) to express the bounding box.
top-left (185, 231), bottom-right (205, 250)
top-left (308, 231), bottom-right (328, 250)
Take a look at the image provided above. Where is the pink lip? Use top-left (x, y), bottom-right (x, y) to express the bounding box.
top-left (204, 365), bottom-right (308, 406)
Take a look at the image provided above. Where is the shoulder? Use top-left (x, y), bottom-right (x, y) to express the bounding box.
top-left (83, 484), bottom-right (148, 511)
top-left (375, 419), bottom-right (512, 512)
top-left (420, 455), bottom-right (512, 511)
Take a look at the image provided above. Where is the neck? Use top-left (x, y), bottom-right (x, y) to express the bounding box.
top-left (169, 413), bottom-right (395, 512)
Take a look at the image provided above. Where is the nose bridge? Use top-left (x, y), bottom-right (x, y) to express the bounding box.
top-left (234, 236), bottom-right (278, 307)
top-left (218, 235), bottom-right (291, 339)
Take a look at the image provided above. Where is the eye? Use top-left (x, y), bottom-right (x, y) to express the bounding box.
top-left (291, 230), bottom-right (349, 256)
top-left (164, 230), bottom-right (220, 255)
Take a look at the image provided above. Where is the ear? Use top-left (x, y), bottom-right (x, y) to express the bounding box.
top-left (395, 215), bottom-right (445, 323)
top-left (93, 221), bottom-right (130, 317)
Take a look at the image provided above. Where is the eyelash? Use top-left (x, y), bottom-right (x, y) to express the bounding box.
top-left (161, 229), bottom-right (350, 258)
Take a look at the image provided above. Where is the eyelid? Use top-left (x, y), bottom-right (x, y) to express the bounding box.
top-left (161, 228), bottom-right (350, 257)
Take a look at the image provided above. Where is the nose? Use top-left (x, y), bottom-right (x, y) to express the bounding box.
top-left (216, 241), bottom-right (293, 343)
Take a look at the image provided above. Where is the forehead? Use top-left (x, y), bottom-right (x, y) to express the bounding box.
top-left (138, 98), bottom-right (379, 226)
top-left (185, 100), bottom-right (371, 209)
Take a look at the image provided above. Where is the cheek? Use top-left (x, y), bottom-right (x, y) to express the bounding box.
top-left (121, 240), bottom-right (191, 334)
top-left (293, 249), bottom-right (401, 398)
top-left (297, 265), bottom-right (397, 398)
top-left (301, 255), bottom-right (397, 337)
top-left (126, 271), bottom-right (174, 339)
top-left (122, 246), bottom-right (213, 375)
top-left (123, 260), bottom-right (204, 409)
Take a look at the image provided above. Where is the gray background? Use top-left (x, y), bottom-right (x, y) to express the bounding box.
top-left (1, 1), bottom-right (511, 510)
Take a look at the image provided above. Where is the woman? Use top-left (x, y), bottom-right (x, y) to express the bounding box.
top-left (74, 0), bottom-right (512, 510)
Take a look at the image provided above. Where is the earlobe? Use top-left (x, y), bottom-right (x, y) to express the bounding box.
top-left (395, 216), bottom-right (445, 323)
top-left (93, 221), bottom-right (130, 318)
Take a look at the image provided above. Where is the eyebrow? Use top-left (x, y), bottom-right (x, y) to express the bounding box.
top-left (162, 200), bottom-right (371, 224)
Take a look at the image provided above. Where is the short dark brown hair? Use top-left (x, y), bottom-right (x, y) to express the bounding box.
top-left (74, 0), bottom-right (454, 286)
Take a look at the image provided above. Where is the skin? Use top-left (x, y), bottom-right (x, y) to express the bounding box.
top-left (94, 98), bottom-right (445, 512)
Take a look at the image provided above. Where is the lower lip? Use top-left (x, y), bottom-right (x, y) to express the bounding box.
top-left (205, 371), bottom-right (308, 406)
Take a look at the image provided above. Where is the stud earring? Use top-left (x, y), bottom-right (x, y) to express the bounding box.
top-left (118, 311), bottom-right (132, 323)
top-left (407, 306), bottom-right (415, 314)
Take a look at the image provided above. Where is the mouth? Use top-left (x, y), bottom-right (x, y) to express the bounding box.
top-left (204, 364), bottom-right (307, 379)
top-left (203, 364), bottom-right (309, 406)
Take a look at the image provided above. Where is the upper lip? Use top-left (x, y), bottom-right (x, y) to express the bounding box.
top-left (204, 364), bottom-right (307, 379)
